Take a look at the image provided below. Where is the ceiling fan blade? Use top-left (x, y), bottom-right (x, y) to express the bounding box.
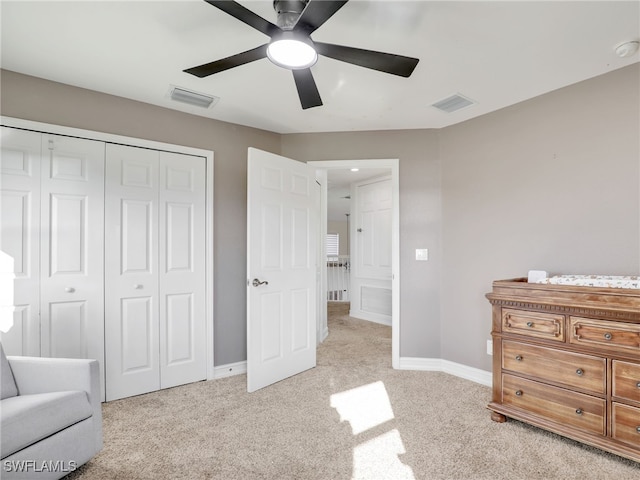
top-left (294, 0), bottom-right (349, 36)
top-left (292, 69), bottom-right (323, 110)
top-left (315, 42), bottom-right (419, 78)
top-left (184, 44), bottom-right (268, 78)
top-left (204, 0), bottom-right (280, 38)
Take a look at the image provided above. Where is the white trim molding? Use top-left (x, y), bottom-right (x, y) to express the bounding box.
top-left (214, 361), bottom-right (247, 379)
top-left (308, 159), bottom-right (400, 369)
top-left (349, 311), bottom-right (392, 327)
top-left (398, 357), bottom-right (492, 387)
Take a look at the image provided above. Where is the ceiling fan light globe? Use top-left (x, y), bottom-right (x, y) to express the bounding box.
top-left (267, 39), bottom-right (318, 70)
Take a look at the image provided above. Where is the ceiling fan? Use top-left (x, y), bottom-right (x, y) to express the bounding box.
top-left (184, 0), bottom-right (420, 109)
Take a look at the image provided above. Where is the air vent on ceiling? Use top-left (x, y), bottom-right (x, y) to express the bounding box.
top-left (431, 93), bottom-right (475, 113)
top-left (168, 86), bottom-right (219, 108)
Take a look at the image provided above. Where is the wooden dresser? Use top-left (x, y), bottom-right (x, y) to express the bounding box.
top-left (486, 278), bottom-right (640, 463)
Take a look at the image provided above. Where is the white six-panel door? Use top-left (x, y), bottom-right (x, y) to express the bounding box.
top-left (39, 135), bottom-right (105, 372)
top-left (105, 144), bottom-right (160, 400)
top-left (351, 176), bottom-right (392, 325)
top-left (0, 127), bottom-right (42, 356)
top-left (158, 151), bottom-right (206, 389)
top-left (247, 148), bottom-right (317, 393)
top-left (105, 144), bottom-right (206, 401)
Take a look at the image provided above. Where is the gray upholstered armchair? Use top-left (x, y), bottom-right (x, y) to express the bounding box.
top-left (1, 344), bottom-right (103, 479)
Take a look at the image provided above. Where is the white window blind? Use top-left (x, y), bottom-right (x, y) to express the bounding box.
top-left (326, 233), bottom-right (339, 256)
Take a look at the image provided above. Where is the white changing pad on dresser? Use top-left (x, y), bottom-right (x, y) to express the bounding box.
top-left (535, 274), bottom-right (640, 289)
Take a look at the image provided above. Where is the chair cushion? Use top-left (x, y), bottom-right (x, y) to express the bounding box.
top-left (0, 390), bottom-right (93, 459)
top-left (0, 343), bottom-right (17, 400)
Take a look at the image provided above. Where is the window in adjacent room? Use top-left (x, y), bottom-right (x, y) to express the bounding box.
top-left (326, 233), bottom-right (339, 257)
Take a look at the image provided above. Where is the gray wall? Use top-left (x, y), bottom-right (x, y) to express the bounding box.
top-left (282, 64), bottom-right (640, 369)
top-left (2, 64), bottom-right (638, 372)
top-left (0, 69), bottom-right (281, 366)
top-left (439, 64), bottom-right (640, 371)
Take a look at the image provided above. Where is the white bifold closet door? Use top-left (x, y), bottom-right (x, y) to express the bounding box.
top-left (39, 134), bottom-right (105, 370)
top-left (1, 128), bottom-right (42, 357)
top-left (0, 128), bottom-right (106, 394)
top-left (105, 144), bottom-right (206, 401)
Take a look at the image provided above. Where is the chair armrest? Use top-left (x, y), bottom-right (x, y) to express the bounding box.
top-left (6, 356), bottom-right (103, 451)
top-left (7, 356), bottom-right (103, 452)
top-left (8, 356), bottom-right (99, 398)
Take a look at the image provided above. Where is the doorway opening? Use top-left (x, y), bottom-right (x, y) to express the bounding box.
top-left (309, 159), bottom-right (400, 369)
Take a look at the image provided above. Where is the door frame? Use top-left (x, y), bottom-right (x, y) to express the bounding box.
top-left (308, 159), bottom-right (400, 369)
top-left (1, 116), bottom-right (216, 381)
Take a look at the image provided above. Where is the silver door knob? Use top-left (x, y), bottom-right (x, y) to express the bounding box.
top-left (252, 278), bottom-right (269, 287)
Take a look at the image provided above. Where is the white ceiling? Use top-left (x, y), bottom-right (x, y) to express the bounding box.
top-left (1, 1), bottom-right (639, 135)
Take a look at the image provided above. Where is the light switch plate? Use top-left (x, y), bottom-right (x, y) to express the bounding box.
top-left (415, 249), bottom-right (428, 261)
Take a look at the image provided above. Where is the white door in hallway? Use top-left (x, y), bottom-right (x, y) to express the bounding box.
top-left (352, 176), bottom-right (392, 324)
top-left (105, 144), bottom-right (206, 401)
top-left (247, 148), bottom-right (317, 392)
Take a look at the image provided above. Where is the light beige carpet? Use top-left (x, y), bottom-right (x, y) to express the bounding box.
top-left (68, 303), bottom-right (639, 479)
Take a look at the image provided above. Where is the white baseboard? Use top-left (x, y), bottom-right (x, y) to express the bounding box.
top-left (213, 361), bottom-right (247, 379)
top-left (398, 357), bottom-right (492, 387)
top-left (212, 357), bottom-right (491, 386)
top-left (321, 327), bottom-right (329, 342)
top-left (349, 309), bottom-right (392, 327)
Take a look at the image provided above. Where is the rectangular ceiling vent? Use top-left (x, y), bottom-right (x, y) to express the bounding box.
top-left (431, 93), bottom-right (475, 113)
top-left (168, 86), bottom-right (219, 109)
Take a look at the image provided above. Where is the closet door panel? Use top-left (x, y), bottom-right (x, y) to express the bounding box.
top-left (159, 152), bottom-right (206, 389)
top-left (105, 144), bottom-right (160, 401)
top-left (121, 296), bottom-right (154, 371)
top-left (39, 135), bottom-right (105, 399)
top-left (0, 127), bottom-right (41, 356)
top-left (49, 193), bottom-right (86, 274)
top-left (122, 200), bottom-right (153, 273)
top-left (46, 300), bottom-right (87, 358)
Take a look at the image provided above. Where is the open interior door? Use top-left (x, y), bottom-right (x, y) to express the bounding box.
top-left (247, 148), bottom-right (317, 392)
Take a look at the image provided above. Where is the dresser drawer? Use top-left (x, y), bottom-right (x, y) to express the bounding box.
top-left (503, 341), bottom-right (606, 394)
top-left (502, 374), bottom-right (605, 435)
top-left (612, 360), bottom-right (640, 403)
top-left (570, 317), bottom-right (640, 353)
top-left (612, 403), bottom-right (640, 447)
top-left (502, 309), bottom-right (565, 341)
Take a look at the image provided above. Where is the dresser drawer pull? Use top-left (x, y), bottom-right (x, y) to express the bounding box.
top-left (636, 381), bottom-right (640, 389)
top-left (636, 426), bottom-right (640, 433)
top-left (575, 408), bottom-right (583, 415)
top-left (515, 390), bottom-right (523, 396)
top-left (515, 355), bottom-right (523, 361)
top-left (575, 368), bottom-right (584, 376)
top-left (526, 321), bottom-right (534, 328)
top-left (603, 332), bottom-right (612, 340)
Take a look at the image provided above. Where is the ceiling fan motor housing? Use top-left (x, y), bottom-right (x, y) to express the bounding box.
top-left (273, 0), bottom-right (309, 30)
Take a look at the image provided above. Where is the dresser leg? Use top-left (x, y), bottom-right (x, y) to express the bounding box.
top-left (490, 411), bottom-right (507, 423)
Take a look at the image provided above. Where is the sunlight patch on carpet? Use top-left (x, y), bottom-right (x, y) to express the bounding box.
top-left (330, 381), bottom-right (395, 435)
top-left (353, 429), bottom-right (415, 480)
